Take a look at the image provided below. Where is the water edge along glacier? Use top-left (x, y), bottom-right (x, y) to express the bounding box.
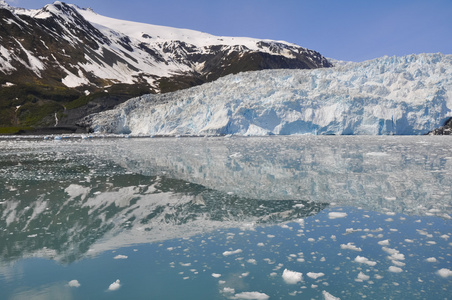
top-left (86, 53), bottom-right (452, 136)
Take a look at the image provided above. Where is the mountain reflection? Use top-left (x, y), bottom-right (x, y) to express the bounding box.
top-left (0, 135), bottom-right (451, 263)
top-left (0, 173), bottom-right (326, 263)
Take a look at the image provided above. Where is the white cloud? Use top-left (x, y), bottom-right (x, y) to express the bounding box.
top-left (212, 273), bottom-right (222, 278)
top-left (113, 255), bottom-right (128, 259)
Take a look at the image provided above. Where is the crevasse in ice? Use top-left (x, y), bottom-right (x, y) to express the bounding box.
top-left (87, 53), bottom-right (452, 135)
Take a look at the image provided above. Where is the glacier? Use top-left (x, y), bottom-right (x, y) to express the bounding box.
top-left (85, 53), bottom-right (452, 135)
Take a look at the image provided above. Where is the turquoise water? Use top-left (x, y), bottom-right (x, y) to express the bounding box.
top-left (0, 136), bottom-right (451, 299)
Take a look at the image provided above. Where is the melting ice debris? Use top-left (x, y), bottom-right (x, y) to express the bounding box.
top-left (108, 279), bottom-right (121, 291)
top-left (68, 280), bottom-right (80, 287)
top-left (356, 272), bottom-right (370, 282)
top-left (222, 249), bottom-right (243, 256)
top-left (354, 256), bottom-right (377, 266)
top-left (322, 290), bottom-right (341, 300)
top-left (87, 53), bottom-right (452, 136)
top-left (282, 269), bottom-right (303, 284)
top-left (307, 272), bottom-right (325, 279)
top-left (388, 266), bottom-right (403, 273)
top-left (437, 268), bottom-right (452, 278)
top-left (328, 212), bottom-right (347, 219)
top-left (232, 291), bottom-right (270, 300)
top-left (340, 242), bottom-right (362, 251)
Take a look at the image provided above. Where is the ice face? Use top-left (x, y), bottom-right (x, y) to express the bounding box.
top-left (87, 53), bottom-right (452, 135)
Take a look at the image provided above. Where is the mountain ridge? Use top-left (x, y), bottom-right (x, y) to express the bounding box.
top-left (0, 1), bottom-right (331, 133)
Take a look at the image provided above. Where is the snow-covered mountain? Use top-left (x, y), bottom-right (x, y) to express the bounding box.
top-left (83, 53), bottom-right (452, 136)
top-left (0, 1), bottom-right (330, 91)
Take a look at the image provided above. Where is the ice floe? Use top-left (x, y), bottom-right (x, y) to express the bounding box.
top-left (354, 256), bottom-right (377, 266)
top-left (437, 268), bottom-right (452, 278)
top-left (282, 269), bottom-right (303, 284)
top-left (108, 279), bottom-right (121, 291)
top-left (68, 280), bottom-right (80, 287)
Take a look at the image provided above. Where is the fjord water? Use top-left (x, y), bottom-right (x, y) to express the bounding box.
top-left (0, 136), bottom-right (450, 299)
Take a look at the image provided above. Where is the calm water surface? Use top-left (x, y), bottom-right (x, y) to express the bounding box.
top-left (0, 136), bottom-right (451, 299)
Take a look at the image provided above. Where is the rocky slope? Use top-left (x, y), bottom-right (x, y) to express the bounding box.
top-left (0, 1), bottom-right (331, 133)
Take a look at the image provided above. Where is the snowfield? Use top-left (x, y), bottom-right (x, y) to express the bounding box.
top-left (86, 53), bottom-right (452, 135)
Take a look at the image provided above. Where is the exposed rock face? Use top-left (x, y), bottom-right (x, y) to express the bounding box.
top-left (0, 2), bottom-right (331, 132)
top-left (428, 117), bottom-right (452, 135)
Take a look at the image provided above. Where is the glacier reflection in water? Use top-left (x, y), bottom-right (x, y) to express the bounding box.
top-left (0, 136), bottom-right (451, 299)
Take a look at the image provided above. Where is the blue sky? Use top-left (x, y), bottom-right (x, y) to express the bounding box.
top-left (5, 0), bottom-right (452, 61)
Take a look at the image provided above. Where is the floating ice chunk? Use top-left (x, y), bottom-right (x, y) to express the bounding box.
top-left (378, 239), bottom-right (390, 246)
top-left (68, 280), bottom-right (80, 287)
top-left (282, 269), bottom-right (303, 284)
top-left (340, 242), bottom-right (362, 251)
top-left (356, 272), bottom-right (370, 281)
top-left (322, 290), bottom-right (341, 300)
top-left (212, 273), bottom-right (222, 278)
top-left (366, 152), bottom-right (389, 157)
top-left (345, 228), bottom-right (361, 234)
top-left (113, 255), bottom-right (128, 259)
top-left (222, 287), bottom-right (235, 294)
top-left (437, 268), bottom-right (452, 278)
top-left (388, 266), bottom-right (403, 273)
top-left (426, 257), bottom-right (437, 263)
top-left (328, 212), bottom-right (347, 219)
top-left (232, 291), bottom-right (270, 299)
top-left (354, 256), bottom-right (377, 266)
top-left (382, 247), bottom-right (405, 261)
top-left (108, 279), bottom-right (121, 291)
top-left (307, 272), bottom-right (325, 279)
top-left (223, 249), bottom-right (243, 256)
top-left (391, 260), bottom-right (406, 267)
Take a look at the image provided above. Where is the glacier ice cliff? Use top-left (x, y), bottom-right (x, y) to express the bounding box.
top-left (84, 53), bottom-right (452, 135)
